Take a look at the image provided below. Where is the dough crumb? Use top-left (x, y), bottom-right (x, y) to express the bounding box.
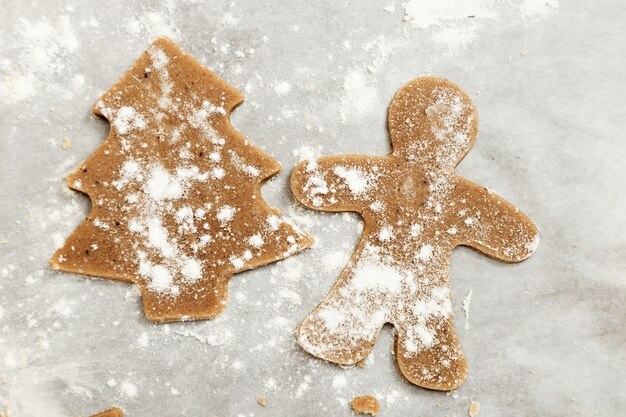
top-left (468, 400), bottom-right (481, 416)
top-left (351, 395), bottom-right (380, 416)
top-left (258, 395), bottom-right (267, 407)
top-left (62, 137), bottom-right (71, 149)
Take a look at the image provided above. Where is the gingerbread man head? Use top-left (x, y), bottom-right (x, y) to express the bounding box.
top-left (291, 76), bottom-right (538, 390)
top-left (389, 77), bottom-right (478, 172)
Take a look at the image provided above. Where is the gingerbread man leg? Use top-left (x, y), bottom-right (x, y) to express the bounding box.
top-left (394, 314), bottom-right (467, 390)
top-left (297, 263), bottom-right (387, 364)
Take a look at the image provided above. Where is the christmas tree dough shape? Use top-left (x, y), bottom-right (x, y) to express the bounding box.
top-left (291, 77), bottom-right (539, 390)
top-left (51, 37), bottom-right (313, 323)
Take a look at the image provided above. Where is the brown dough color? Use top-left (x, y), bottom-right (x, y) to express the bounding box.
top-left (51, 37), bottom-right (313, 323)
top-left (351, 395), bottom-right (380, 416)
top-left (291, 77), bottom-right (539, 390)
top-left (90, 409), bottom-right (123, 417)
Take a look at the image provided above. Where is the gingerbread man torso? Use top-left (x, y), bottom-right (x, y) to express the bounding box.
top-left (291, 77), bottom-right (539, 390)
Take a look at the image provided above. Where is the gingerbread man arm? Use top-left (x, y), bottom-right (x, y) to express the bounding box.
top-left (290, 155), bottom-right (387, 213)
top-left (452, 179), bottom-right (539, 262)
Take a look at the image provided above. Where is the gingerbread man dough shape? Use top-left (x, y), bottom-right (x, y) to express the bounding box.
top-left (291, 77), bottom-right (539, 390)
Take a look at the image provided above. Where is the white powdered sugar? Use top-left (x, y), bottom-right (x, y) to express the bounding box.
top-left (304, 174), bottom-right (330, 197)
top-left (0, 15), bottom-right (80, 103)
top-left (293, 146), bottom-right (321, 172)
top-left (112, 106), bottom-right (147, 134)
top-left (146, 165), bottom-right (184, 200)
top-left (267, 215), bottom-right (282, 231)
top-left (415, 244), bottom-right (433, 262)
top-left (125, 11), bottom-right (181, 41)
top-left (119, 381), bottom-right (138, 398)
top-left (248, 234), bottom-right (264, 248)
top-left (147, 217), bottom-right (176, 258)
top-left (404, 0), bottom-right (497, 29)
top-left (350, 262), bottom-right (406, 294)
top-left (519, 0), bottom-right (559, 19)
top-left (406, 287), bottom-right (453, 350)
top-left (378, 226), bottom-right (394, 242)
top-left (333, 166), bottom-right (375, 195)
top-left (340, 69), bottom-right (379, 123)
top-left (180, 258), bottom-right (202, 281)
top-left (212, 167), bottom-right (226, 179)
top-left (113, 159), bottom-right (142, 190)
top-left (399, 0), bottom-right (560, 51)
top-left (318, 308), bottom-right (346, 333)
top-left (274, 80), bottom-right (291, 96)
top-left (462, 289), bottom-right (473, 330)
top-left (144, 263), bottom-right (175, 293)
top-left (148, 46), bottom-right (169, 69)
top-left (216, 205), bottom-right (235, 224)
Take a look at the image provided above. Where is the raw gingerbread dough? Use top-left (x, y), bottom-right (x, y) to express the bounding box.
top-left (351, 395), bottom-right (380, 416)
top-left (291, 77), bottom-right (539, 390)
top-left (90, 408), bottom-right (123, 417)
top-left (51, 37), bottom-right (313, 323)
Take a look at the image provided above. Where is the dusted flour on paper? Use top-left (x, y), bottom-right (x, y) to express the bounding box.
top-left (291, 77), bottom-right (539, 390)
top-left (51, 37), bottom-right (313, 323)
